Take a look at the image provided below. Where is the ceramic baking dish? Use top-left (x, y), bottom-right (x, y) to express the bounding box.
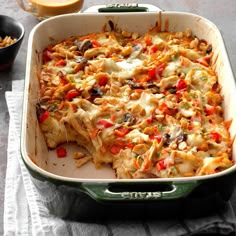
top-left (21, 11), bottom-right (236, 219)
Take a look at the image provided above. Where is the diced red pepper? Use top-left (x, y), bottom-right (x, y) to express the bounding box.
top-left (97, 119), bottom-right (114, 128)
top-left (56, 146), bottom-right (67, 158)
top-left (205, 105), bottom-right (216, 115)
top-left (150, 45), bottom-right (157, 54)
top-left (110, 145), bottom-right (121, 155)
top-left (55, 59), bottom-right (67, 67)
top-left (39, 111), bottom-right (50, 123)
top-left (148, 67), bottom-right (156, 80)
top-left (149, 134), bottom-right (162, 143)
top-left (176, 79), bottom-right (187, 91)
top-left (114, 126), bottom-right (130, 137)
top-left (148, 63), bottom-right (166, 81)
top-left (146, 117), bottom-right (153, 124)
top-left (156, 159), bottom-right (167, 172)
top-left (209, 132), bottom-right (222, 143)
top-left (43, 49), bottom-right (53, 63)
top-left (98, 76), bottom-right (108, 86)
top-left (91, 40), bottom-right (101, 48)
top-left (188, 125), bottom-right (194, 131)
top-left (159, 102), bottom-right (176, 116)
top-left (65, 91), bottom-right (80, 100)
top-left (126, 140), bottom-right (135, 149)
top-left (110, 140), bottom-right (125, 155)
top-left (162, 90), bottom-right (169, 96)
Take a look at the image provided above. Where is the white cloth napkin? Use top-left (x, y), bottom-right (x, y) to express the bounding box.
top-left (3, 80), bottom-right (236, 236)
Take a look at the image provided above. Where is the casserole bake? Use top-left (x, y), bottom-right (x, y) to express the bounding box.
top-left (37, 23), bottom-right (233, 179)
top-left (21, 11), bottom-right (236, 218)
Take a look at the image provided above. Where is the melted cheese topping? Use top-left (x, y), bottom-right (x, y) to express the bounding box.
top-left (37, 27), bottom-right (233, 179)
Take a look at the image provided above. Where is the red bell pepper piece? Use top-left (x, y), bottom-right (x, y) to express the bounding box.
top-left (110, 140), bottom-right (125, 155)
top-left (91, 40), bottom-right (101, 48)
top-left (148, 63), bottom-right (166, 81)
top-left (209, 132), bottom-right (222, 143)
top-left (126, 140), bottom-right (135, 149)
top-left (146, 117), bottom-right (153, 124)
top-left (65, 91), bottom-right (80, 100)
top-left (55, 59), bottom-right (67, 67)
top-left (148, 67), bottom-right (156, 80)
top-left (176, 79), bottom-right (187, 91)
top-left (149, 133), bottom-right (162, 143)
top-left (156, 159), bottom-right (167, 172)
top-left (39, 111), bottom-right (50, 123)
top-left (56, 146), bottom-right (67, 158)
top-left (43, 49), bottom-right (53, 63)
top-left (97, 119), bottom-right (114, 128)
top-left (188, 125), bottom-right (194, 131)
top-left (114, 126), bottom-right (130, 137)
top-left (159, 102), bottom-right (176, 116)
top-left (98, 76), bottom-right (108, 86)
top-left (205, 105), bottom-right (216, 115)
top-left (150, 45), bottom-right (157, 54)
top-left (110, 145), bottom-right (121, 155)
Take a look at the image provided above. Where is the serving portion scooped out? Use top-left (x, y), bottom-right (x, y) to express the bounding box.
top-left (36, 19), bottom-right (233, 179)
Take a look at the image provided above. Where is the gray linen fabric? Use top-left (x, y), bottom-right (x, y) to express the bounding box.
top-left (4, 86), bottom-right (236, 235)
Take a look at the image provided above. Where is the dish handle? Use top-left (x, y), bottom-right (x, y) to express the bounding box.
top-left (83, 4), bottom-right (162, 13)
top-left (81, 182), bottom-right (199, 202)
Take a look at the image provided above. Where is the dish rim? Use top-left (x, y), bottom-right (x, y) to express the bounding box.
top-left (21, 11), bottom-right (236, 184)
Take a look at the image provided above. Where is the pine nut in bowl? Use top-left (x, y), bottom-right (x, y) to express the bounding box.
top-left (0, 15), bottom-right (25, 72)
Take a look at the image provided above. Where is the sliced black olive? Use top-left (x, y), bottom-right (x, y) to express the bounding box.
top-left (108, 20), bottom-right (115, 31)
top-left (86, 87), bottom-right (103, 103)
top-left (74, 39), bottom-right (92, 53)
top-left (168, 87), bottom-right (177, 94)
top-left (123, 113), bottom-right (136, 125)
top-left (90, 87), bottom-right (103, 97)
top-left (176, 133), bottom-right (187, 143)
top-left (74, 41), bottom-right (81, 50)
top-left (147, 82), bottom-right (160, 93)
top-left (162, 133), bottom-right (171, 146)
top-left (127, 80), bottom-right (143, 89)
top-left (36, 103), bottom-right (46, 120)
top-left (206, 44), bottom-right (212, 54)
